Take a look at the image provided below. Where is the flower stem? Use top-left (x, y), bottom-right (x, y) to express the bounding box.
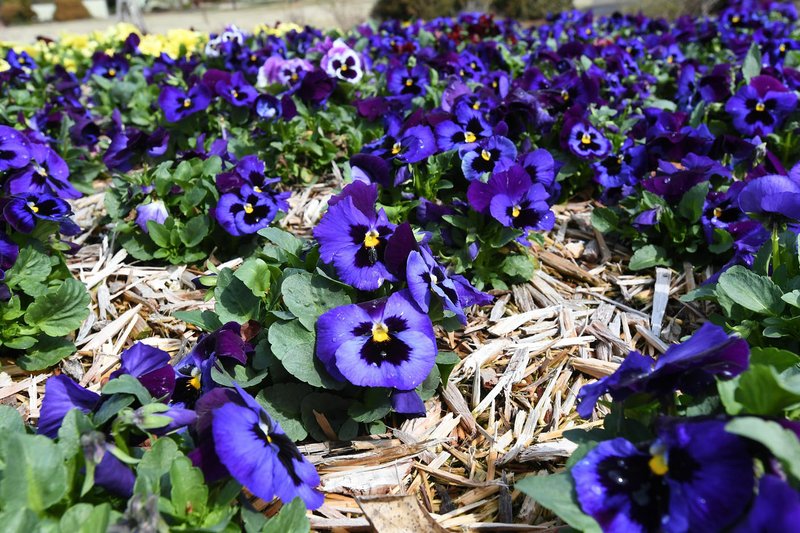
top-left (772, 223), bottom-right (781, 273)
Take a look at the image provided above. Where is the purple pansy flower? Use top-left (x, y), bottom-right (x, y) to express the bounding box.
top-left (3, 193), bottom-right (72, 233)
top-left (391, 389), bottom-right (426, 417)
top-left (109, 343), bottom-right (176, 400)
top-left (389, 125), bottom-right (437, 164)
top-left (738, 164), bottom-right (800, 223)
top-left (159, 84), bottom-right (213, 123)
top-left (731, 475), bottom-right (800, 532)
top-left (0, 125), bottom-right (31, 172)
top-left (467, 164), bottom-right (555, 233)
top-left (82, 432), bottom-right (136, 498)
top-left (7, 143), bottom-right (80, 199)
top-left (135, 200), bottom-right (169, 233)
top-left (216, 71), bottom-right (258, 107)
top-left (313, 182), bottom-right (397, 290)
top-left (192, 385), bottom-right (323, 509)
top-left (434, 107), bottom-right (492, 152)
top-left (316, 290), bottom-right (437, 390)
top-left (214, 184), bottom-right (287, 236)
top-left (257, 56), bottom-right (313, 87)
top-left (460, 135), bottom-right (517, 181)
top-left (572, 419), bottom-right (754, 532)
top-left (577, 322), bottom-right (749, 418)
top-left (38, 375), bottom-right (102, 438)
top-left (566, 122), bottom-right (611, 160)
top-left (386, 64), bottom-right (429, 97)
top-left (321, 38), bottom-right (364, 83)
top-left (725, 75), bottom-right (798, 137)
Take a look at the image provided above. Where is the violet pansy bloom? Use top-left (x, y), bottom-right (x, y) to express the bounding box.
top-left (738, 164), bottom-right (800, 224)
top-left (467, 164), bottom-right (555, 234)
top-left (3, 193), bottom-right (72, 233)
top-left (725, 75), bottom-right (797, 137)
top-left (731, 475), bottom-right (800, 532)
top-left (7, 143), bottom-right (80, 200)
top-left (313, 181), bottom-right (397, 290)
top-left (38, 375), bottom-right (102, 438)
top-left (391, 389), bottom-right (426, 417)
top-left (389, 125), bottom-right (437, 164)
top-left (316, 290), bottom-right (437, 390)
top-left (195, 385), bottom-right (323, 509)
top-left (135, 200), bottom-right (169, 233)
top-left (257, 56), bottom-right (313, 87)
top-left (386, 64), bottom-right (429, 97)
top-left (214, 184), bottom-right (288, 236)
top-left (82, 432), bottom-right (136, 498)
top-left (460, 135), bottom-right (517, 181)
top-left (159, 84), bottom-right (213, 123)
top-left (321, 38), bottom-right (364, 83)
top-left (577, 322), bottom-right (749, 418)
top-left (216, 71), bottom-right (258, 107)
top-left (572, 419), bottom-right (754, 532)
top-left (109, 342), bottom-right (176, 400)
top-left (566, 122), bottom-right (610, 159)
top-left (0, 125), bottom-right (31, 172)
top-left (435, 107), bottom-right (492, 152)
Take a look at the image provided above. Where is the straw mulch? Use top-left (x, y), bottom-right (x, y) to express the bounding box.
top-left (0, 182), bottom-right (703, 531)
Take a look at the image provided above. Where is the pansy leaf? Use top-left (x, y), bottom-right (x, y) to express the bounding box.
top-left (170, 456), bottom-right (209, 520)
top-left (281, 272), bottom-right (352, 330)
top-left (174, 310), bottom-right (223, 332)
top-left (301, 393), bottom-right (353, 442)
top-left (716, 266), bottom-right (784, 316)
top-left (742, 42), bottom-right (762, 83)
top-left (436, 351), bottom-right (461, 385)
top-left (258, 227), bottom-right (304, 256)
top-left (501, 255), bottom-right (535, 281)
top-left (24, 278), bottom-right (90, 337)
top-left (516, 471), bottom-right (601, 533)
top-left (256, 384), bottom-right (310, 442)
top-left (102, 374), bottom-right (153, 405)
top-left (179, 215), bottom-right (210, 248)
top-left (262, 498), bottom-right (310, 533)
top-left (628, 245), bottom-right (669, 271)
top-left (348, 388), bottom-right (392, 423)
top-left (0, 434), bottom-right (67, 513)
top-left (677, 182), bottom-right (709, 222)
top-left (268, 319), bottom-right (344, 390)
top-left (719, 364), bottom-right (800, 416)
top-left (59, 503), bottom-right (112, 533)
top-left (4, 247), bottom-right (51, 293)
top-left (134, 438), bottom-right (181, 496)
top-left (591, 207), bottom-right (619, 233)
top-left (214, 269), bottom-right (261, 323)
top-left (16, 335), bottom-right (76, 371)
top-left (234, 258), bottom-right (271, 296)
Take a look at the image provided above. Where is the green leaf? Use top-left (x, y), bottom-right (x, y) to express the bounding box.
top-left (134, 438), bottom-right (181, 495)
top-left (170, 456), bottom-right (209, 519)
top-left (716, 266), bottom-right (784, 315)
top-left (174, 310), bottom-right (223, 332)
top-left (102, 374), bottom-right (153, 405)
top-left (268, 319), bottom-right (343, 389)
top-left (500, 255), bottom-right (535, 281)
top-left (726, 417), bottom-right (800, 481)
top-left (628, 245), bottom-right (669, 271)
top-left (262, 498), bottom-right (310, 533)
top-left (591, 207), bottom-right (619, 233)
top-left (301, 393), bottom-right (355, 442)
top-left (721, 365), bottom-right (800, 416)
top-left (59, 503), bottom-right (112, 533)
top-left (258, 227), bottom-right (304, 256)
top-left (516, 472), bottom-right (601, 532)
top-left (348, 388), bottom-right (392, 423)
top-left (782, 290), bottom-right (800, 308)
top-left (234, 258), bottom-right (271, 296)
top-left (147, 220), bottom-right (172, 248)
top-left (214, 269), bottom-right (261, 323)
top-left (4, 247), bottom-right (51, 293)
top-left (256, 384), bottom-right (311, 442)
top-left (677, 182), bottom-right (709, 221)
top-left (179, 215), bottom-right (210, 248)
top-left (436, 351), bottom-right (461, 385)
top-left (750, 347), bottom-right (800, 371)
top-left (281, 272), bottom-right (351, 330)
top-left (17, 335), bottom-right (76, 371)
top-left (0, 405), bottom-right (24, 435)
top-left (0, 508), bottom-right (40, 533)
top-left (742, 42), bottom-right (762, 83)
top-left (24, 278), bottom-right (90, 337)
top-left (0, 434), bottom-right (67, 512)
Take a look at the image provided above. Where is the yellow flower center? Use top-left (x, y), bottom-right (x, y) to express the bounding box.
top-left (480, 149), bottom-right (491, 161)
top-left (470, 62), bottom-right (477, 69)
top-left (108, 68), bottom-right (116, 77)
top-left (189, 374), bottom-right (201, 390)
top-left (492, 81), bottom-right (498, 88)
top-left (391, 142), bottom-right (402, 155)
top-left (581, 132), bottom-right (592, 145)
top-left (464, 131), bottom-right (477, 143)
top-left (36, 165), bottom-right (47, 177)
top-left (649, 454), bottom-right (668, 476)
top-left (253, 186), bottom-right (262, 193)
top-left (732, 15), bottom-right (740, 23)
top-left (371, 322), bottom-right (390, 343)
top-left (243, 203), bottom-right (254, 214)
top-left (562, 90), bottom-right (570, 101)
top-left (182, 98), bottom-right (192, 108)
top-left (585, 28), bottom-right (592, 35)
top-left (714, 207), bottom-right (723, 218)
top-left (291, 72), bottom-right (299, 81)
top-left (512, 206), bottom-right (521, 218)
top-left (250, 54), bottom-right (257, 62)
top-left (363, 229), bottom-right (380, 248)
top-left (780, 44), bottom-right (786, 53)
top-left (667, 55), bottom-right (673, 64)
top-left (27, 201), bottom-right (39, 213)
top-left (405, 78), bottom-right (413, 87)
top-left (341, 64), bottom-right (348, 72)
top-left (472, 101), bottom-right (480, 110)
top-left (755, 102), bottom-right (765, 112)
top-left (232, 89), bottom-right (239, 99)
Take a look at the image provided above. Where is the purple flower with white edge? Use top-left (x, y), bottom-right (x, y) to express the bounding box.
top-left (7, 143), bottom-right (80, 199)
top-left (313, 181), bottom-right (397, 290)
top-left (572, 419), bottom-right (755, 533)
top-left (159, 84), bottom-right (212, 123)
top-left (216, 71), bottom-right (258, 107)
top-left (467, 164), bottom-right (555, 233)
top-left (257, 56), bottom-right (313, 87)
top-left (3, 193), bottom-right (72, 233)
top-left (135, 200), bottom-right (169, 233)
top-left (194, 384), bottom-right (323, 509)
top-left (460, 136), bottom-right (517, 181)
top-left (38, 375), bottom-right (101, 438)
top-left (566, 122), bottom-right (611, 160)
top-left (109, 342), bottom-right (176, 400)
top-left (725, 75), bottom-right (798, 137)
top-left (316, 290), bottom-right (437, 390)
top-left (577, 322), bottom-right (749, 418)
top-left (214, 184), bottom-right (286, 236)
top-left (0, 125), bottom-right (31, 172)
top-left (321, 38), bottom-right (364, 83)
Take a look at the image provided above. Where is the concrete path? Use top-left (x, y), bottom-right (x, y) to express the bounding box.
top-left (1, 0), bottom-right (376, 42)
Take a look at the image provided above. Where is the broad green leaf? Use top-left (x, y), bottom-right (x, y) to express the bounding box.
top-left (268, 319), bottom-right (343, 390)
top-left (677, 182), bottom-right (709, 222)
top-left (720, 365), bottom-right (800, 416)
top-left (591, 207), bottom-right (619, 233)
top-left (214, 269), bottom-right (261, 323)
top-left (0, 405), bottom-right (24, 434)
top-left (258, 227), bottom-right (304, 256)
top-left (256, 384), bottom-right (311, 442)
top-left (262, 498), bottom-right (310, 533)
top-left (170, 456), bottom-right (209, 519)
top-left (436, 351), bottom-right (461, 385)
top-left (174, 310), bottom-right (223, 332)
top-left (281, 272), bottom-right (351, 330)
top-left (134, 438), bottom-right (181, 496)
top-left (4, 247), bottom-right (51, 293)
top-left (716, 266), bottom-right (784, 315)
top-left (59, 503), bottom-right (112, 533)
top-left (348, 388), bottom-right (392, 423)
top-left (301, 393), bottom-right (353, 442)
top-left (102, 374), bottom-right (153, 405)
top-left (726, 417), bottom-right (800, 481)
top-left (516, 472), bottom-right (601, 532)
top-left (501, 255), bottom-right (535, 281)
top-left (628, 244), bottom-right (669, 271)
top-left (0, 508), bottom-right (40, 533)
top-left (179, 215), bottom-right (210, 248)
top-left (17, 336), bottom-right (76, 371)
top-left (24, 278), bottom-right (90, 337)
top-left (742, 42), bottom-right (762, 83)
top-left (234, 257), bottom-right (271, 296)
top-left (0, 433), bottom-right (67, 512)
